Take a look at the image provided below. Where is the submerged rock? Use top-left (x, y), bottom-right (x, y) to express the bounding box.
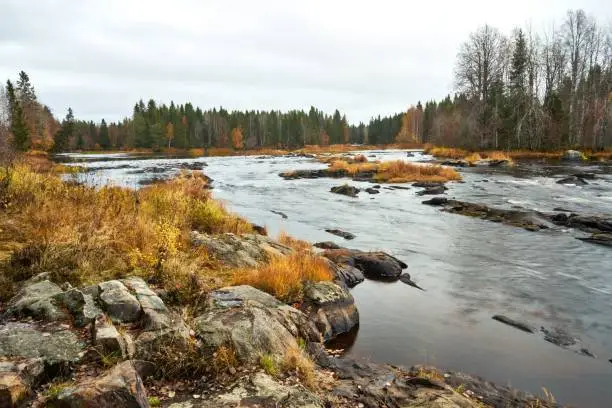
top-left (270, 209), bottom-right (288, 219)
top-left (556, 175), bottom-right (588, 185)
top-left (423, 199), bottom-right (550, 232)
top-left (399, 273), bottom-right (425, 290)
top-left (313, 241), bottom-right (343, 250)
top-left (325, 229), bottom-right (356, 240)
top-left (364, 187), bottom-right (380, 194)
top-left (192, 286), bottom-right (320, 363)
top-left (416, 185), bottom-right (447, 196)
top-left (492, 315), bottom-right (534, 333)
top-left (330, 184), bottom-right (360, 197)
top-left (578, 233), bottom-right (612, 247)
top-left (301, 282), bottom-right (359, 341)
top-left (54, 361), bottom-right (148, 408)
top-left (548, 213), bottom-right (612, 234)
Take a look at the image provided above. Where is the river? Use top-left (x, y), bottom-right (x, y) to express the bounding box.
top-left (60, 150), bottom-right (612, 408)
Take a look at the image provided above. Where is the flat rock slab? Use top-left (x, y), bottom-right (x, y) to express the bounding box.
top-left (168, 372), bottom-right (323, 408)
top-left (7, 280), bottom-right (67, 321)
top-left (190, 232), bottom-right (292, 268)
top-left (0, 322), bottom-right (83, 364)
top-left (492, 315), bottom-right (534, 333)
top-left (325, 229), bottom-right (355, 240)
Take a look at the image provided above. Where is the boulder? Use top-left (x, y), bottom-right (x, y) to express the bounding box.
top-left (413, 182), bottom-right (447, 189)
top-left (54, 288), bottom-right (103, 327)
top-left (6, 279), bottom-right (68, 322)
top-left (325, 229), bottom-right (355, 240)
top-left (327, 261), bottom-right (365, 288)
top-left (93, 317), bottom-right (127, 358)
top-left (0, 360), bottom-right (45, 407)
top-left (323, 249), bottom-right (407, 280)
top-left (422, 197), bottom-right (448, 206)
top-left (54, 361), bottom-right (148, 408)
top-left (168, 372), bottom-right (323, 408)
top-left (330, 184), bottom-right (360, 197)
top-left (0, 322), bottom-right (83, 380)
top-left (122, 277), bottom-right (169, 330)
top-left (190, 232), bottom-right (292, 268)
top-left (364, 187), bottom-right (380, 194)
top-left (193, 286), bottom-right (320, 363)
top-left (98, 281), bottom-right (142, 323)
top-left (561, 150), bottom-right (585, 161)
top-left (301, 282), bottom-right (359, 341)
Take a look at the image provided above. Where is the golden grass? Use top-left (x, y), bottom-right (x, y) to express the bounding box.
top-left (353, 154), bottom-right (368, 163)
top-left (0, 160), bottom-right (253, 302)
top-left (232, 252), bottom-right (333, 303)
top-left (424, 146), bottom-right (469, 159)
top-left (375, 160), bottom-right (462, 183)
top-left (282, 346), bottom-right (316, 389)
top-left (327, 159), bottom-right (378, 175)
top-left (464, 153), bottom-right (483, 164)
top-left (278, 231), bottom-right (312, 252)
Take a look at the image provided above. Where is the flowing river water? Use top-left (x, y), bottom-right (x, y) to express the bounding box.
top-left (60, 150), bottom-right (612, 407)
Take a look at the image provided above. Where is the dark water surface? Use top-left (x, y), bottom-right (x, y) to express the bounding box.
top-left (61, 151), bottom-right (612, 407)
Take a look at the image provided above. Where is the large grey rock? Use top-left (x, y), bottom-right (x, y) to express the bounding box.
top-left (0, 322), bottom-right (83, 365)
top-left (6, 279), bottom-right (67, 321)
top-left (190, 232), bottom-right (292, 268)
top-left (54, 361), bottom-right (148, 408)
top-left (93, 317), bottom-right (127, 358)
top-left (54, 288), bottom-right (103, 327)
top-left (122, 277), bottom-right (169, 330)
top-left (168, 372), bottom-right (323, 408)
top-left (327, 260), bottom-right (364, 288)
top-left (98, 280), bottom-right (142, 323)
top-left (323, 249), bottom-right (406, 280)
top-left (0, 359), bottom-right (47, 408)
top-left (302, 282), bottom-right (359, 341)
top-left (193, 286), bottom-right (320, 363)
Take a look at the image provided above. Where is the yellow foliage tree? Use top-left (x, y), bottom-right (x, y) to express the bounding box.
top-left (231, 127), bottom-right (244, 150)
top-left (166, 122), bottom-right (174, 148)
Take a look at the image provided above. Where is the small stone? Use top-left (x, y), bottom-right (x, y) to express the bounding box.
top-left (228, 366), bottom-right (237, 375)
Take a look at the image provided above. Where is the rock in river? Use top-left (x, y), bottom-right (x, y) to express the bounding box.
top-left (578, 233), bottom-right (612, 247)
top-left (492, 315), bottom-right (535, 333)
top-left (313, 241), bottom-right (343, 250)
top-left (330, 184), bottom-right (360, 197)
top-left (416, 185), bottom-right (447, 196)
top-left (323, 249), bottom-right (407, 280)
top-left (325, 229), bottom-right (356, 240)
top-left (556, 175), bottom-right (588, 185)
top-left (561, 150), bottom-right (585, 161)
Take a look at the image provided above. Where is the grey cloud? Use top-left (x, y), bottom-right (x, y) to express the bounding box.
top-left (1, 0), bottom-right (610, 123)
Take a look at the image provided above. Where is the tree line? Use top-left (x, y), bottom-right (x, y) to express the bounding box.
top-left (1, 9), bottom-right (610, 153)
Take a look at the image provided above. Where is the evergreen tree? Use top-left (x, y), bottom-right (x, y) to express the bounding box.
top-left (53, 107), bottom-right (74, 152)
top-left (99, 119), bottom-right (110, 148)
top-left (5, 80), bottom-right (29, 151)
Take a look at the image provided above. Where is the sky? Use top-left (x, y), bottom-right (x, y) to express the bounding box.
top-left (0, 0), bottom-right (610, 124)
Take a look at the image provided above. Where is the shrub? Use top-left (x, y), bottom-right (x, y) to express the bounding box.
top-left (375, 160), bottom-right (462, 183)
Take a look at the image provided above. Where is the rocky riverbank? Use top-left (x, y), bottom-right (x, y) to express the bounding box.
top-left (0, 232), bottom-right (560, 407)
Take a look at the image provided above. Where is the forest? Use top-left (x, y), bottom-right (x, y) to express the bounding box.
top-left (1, 9), bottom-right (610, 153)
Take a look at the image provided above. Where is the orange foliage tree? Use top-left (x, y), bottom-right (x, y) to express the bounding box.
top-left (166, 122), bottom-right (174, 148)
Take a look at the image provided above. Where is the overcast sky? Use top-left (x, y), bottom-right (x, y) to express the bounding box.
top-left (1, 0), bottom-right (610, 124)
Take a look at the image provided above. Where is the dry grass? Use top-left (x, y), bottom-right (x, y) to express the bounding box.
top-left (464, 153), bottom-right (483, 164)
top-left (0, 160), bottom-right (253, 302)
top-left (278, 231), bottom-right (312, 252)
top-left (282, 346), bottom-right (316, 389)
top-left (375, 160), bottom-right (462, 183)
top-left (212, 345), bottom-right (239, 375)
top-left (353, 154), bottom-right (368, 163)
top-left (327, 159), bottom-right (378, 175)
top-left (232, 252), bottom-right (333, 303)
top-left (424, 146), bottom-right (469, 159)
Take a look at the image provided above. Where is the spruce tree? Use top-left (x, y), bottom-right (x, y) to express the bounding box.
top-left (5, 80), bottom-right (29, 151)
top-left (99, 119), bottom-right (110, 149)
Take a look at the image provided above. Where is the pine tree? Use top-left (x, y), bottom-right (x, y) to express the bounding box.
top-left (99, 119), bottom-right (110, 149)
top-left (53, 107), bottom-right (74, 152)
top-left (6, 80), bottom-right (29, 151)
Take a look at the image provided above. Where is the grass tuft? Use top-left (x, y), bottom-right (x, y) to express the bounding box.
top-left (259, 353), bottom-right (280, 376)
top-left (282, 347), bottom-right (316, 389)
top-left (232, 252), bottom-right (333, 303)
